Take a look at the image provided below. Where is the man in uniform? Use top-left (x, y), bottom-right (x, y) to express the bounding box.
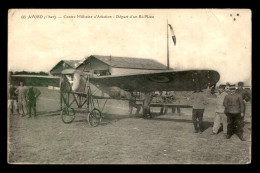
top-left (160, 91), bottom-right (168, 115)
top-left (143, 91), bottom-right (153, 118)
top-left (236, 82), bottom-right (251, 103)
top-left (169, 91), bottom-right (181, 115)
top-left (189, 87), bottom-right (209, 133)
top-left (15, 82), bottom-right (28, 116)
top-left (223, 86), bottom-right (245, 141)
top-left (236, 82), bottom-right (251, 127)
top-left (129, 92), bottom-right (141, 116)
top-left (8, 83), bottom-right (18, 115)
top-left (160, 91), bottom-right (181, 115)
top-left (27, 86), bottom-right (41, 118)
top-left (212, 85), bottom-right (228, 136)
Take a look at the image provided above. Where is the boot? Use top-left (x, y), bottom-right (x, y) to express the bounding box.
top-left (143, 109), bottom-right (148, 118)
top-left (193, 129), bottom-right (198, 133)
top-left (226, 134), bottom-right (232, 139)
top-left (238, 135), bottom-right (246, 141)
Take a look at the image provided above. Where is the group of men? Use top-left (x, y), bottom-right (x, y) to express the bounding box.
top-left (8, 82), bottom-right (41, 118)
top-left (128, 81), bottom-right (251, 141)
top-left (190, 82), bottom-right (251, 141)
top-left (159, 91), bottom-right (181, 115)
top-left (128, 91), bottom-right (181, 118)
top-left (128, 91), bottom-right (153, 118)
top-left (9, 80), bottom-right (249, 141)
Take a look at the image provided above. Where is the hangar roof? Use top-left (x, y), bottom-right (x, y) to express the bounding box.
top-left (50, 60), bottom-right (81, 74)
top-left (63, 60), bottom-right (81, 68)
top-left (78, 55), bottom-right (168, 70)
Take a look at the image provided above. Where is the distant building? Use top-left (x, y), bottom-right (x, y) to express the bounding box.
top-left (76, 55), bottom-right (168, 76)
top-left (48, 55), bottom-right (168, 96)
top-left (50, 60), bottom-right (81, 76)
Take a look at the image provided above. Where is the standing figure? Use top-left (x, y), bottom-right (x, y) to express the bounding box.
top-left (15, 82), bottom-right (28, 116)
top-left (159, 91), bottom-right (164, 115)
top-left (27, 86), bottom-right (41, 118)
top-left (160, 91), bottom-right (181, 115)
top-left (190, 87), bottom-right (208, 133)
top-left (160, 91), bottom-right (168, 115)
top-left (212, 85), bottom-right (228, 136)
top-left (168, 91), bottom-right (181, 115)
top-left (236, 82), bottom-right (251, 127)
top-left (143, 91), bottom-right (153, 118)
top-left (172, 106), bottom-right (181, 115)
top-left (8, 83), bottom-right (18, 115)
top-left (129, 92), bottom-right (141, 116)
top-left (223, 86), bottom-right (245, 141)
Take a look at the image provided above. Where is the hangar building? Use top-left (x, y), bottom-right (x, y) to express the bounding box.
top-left (50, 60), bottom-right (81, 76)
top-left (75, 55), bottom-right (168, 76)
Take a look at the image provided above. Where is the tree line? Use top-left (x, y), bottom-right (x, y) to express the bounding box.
top-left (9, 71), bottom-right (49, 76)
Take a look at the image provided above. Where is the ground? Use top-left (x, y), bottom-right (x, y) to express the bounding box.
top-left (7, 87), bottom-right (251, 164)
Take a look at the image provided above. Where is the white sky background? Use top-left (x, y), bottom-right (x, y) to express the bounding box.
top-left (8, 9), bottom-right (251, 85)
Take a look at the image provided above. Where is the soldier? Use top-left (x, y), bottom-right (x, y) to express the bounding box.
top-left (189, 87), bottom-right (209, 133)
top-left (169, 91), bottom-right (181, 115)
top-left (160, 91), bottom-right (168, 115)
top-left (27, 86), bottom-right (41, 118)
top-left (143, 91), bottom-right (153, 118)
top-left (15, 82), bottom-right (28, 116)
top-left (160, 91), bottom-right (181, 115)
top-left (129, 92), bottom-right (141, 116)
top-left (158, 91), bottom-right (164, 115)
top-left (8, 83), bottom-right (18, 115)
top-left (236, 82), bottom-right (251, 127)
top-left (212, 85), bottom-right (228, 136)
top-left (236, 82), bottom-right (251, 103)
top-left (223, 86), bottom-right (245, 141)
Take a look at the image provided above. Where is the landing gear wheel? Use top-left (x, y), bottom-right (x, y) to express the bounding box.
top-left (87, 108), bottom-right (102, 127)
top-left (61, 107), bottom-right (75, 124)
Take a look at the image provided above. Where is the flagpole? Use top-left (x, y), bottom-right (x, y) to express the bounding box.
top-left (167, 19), bottom-right (169, 70)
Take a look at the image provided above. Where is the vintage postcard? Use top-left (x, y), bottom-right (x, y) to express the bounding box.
top-left (8, 9), bottom-right (251, 164)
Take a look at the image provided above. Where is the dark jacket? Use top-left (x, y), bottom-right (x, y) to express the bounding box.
top-left (27, 87), bottom-right (41, 102)
top-left (9, 86), bottom-right (18, 100)
top-left (223, 92), bottom-right (244, 114)
top-left (236, 88), bottom-right (251, 102)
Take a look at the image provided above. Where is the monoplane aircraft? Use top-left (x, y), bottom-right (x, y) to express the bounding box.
top-left (10, 63), bottom-right (220, 127)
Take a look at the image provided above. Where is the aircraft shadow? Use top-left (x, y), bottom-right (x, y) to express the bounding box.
top-left (36, 110), bottom-right (60, 116)
top-left (102, 113), bottom-right (130, 120)
top-left (100, 112), bottom-right (215, 131)
top-left (73, 113), bottom-right (130, 126)
top-left (149, 116), bottom-right (214, 132)
top-left (36, 111), bottom-right (250, 130)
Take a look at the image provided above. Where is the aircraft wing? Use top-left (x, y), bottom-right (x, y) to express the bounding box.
top-left (89, 70), bottom-right (220, 92)
top-left (10, 75), bottom-right (60, 87)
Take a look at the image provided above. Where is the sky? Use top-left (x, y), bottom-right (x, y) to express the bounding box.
top-left (8, 9), bottom-right (251, 85)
